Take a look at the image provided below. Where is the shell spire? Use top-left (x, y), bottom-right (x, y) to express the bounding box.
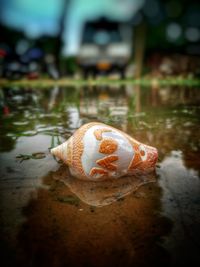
top-left (51, 138), bottom-right (71, 165)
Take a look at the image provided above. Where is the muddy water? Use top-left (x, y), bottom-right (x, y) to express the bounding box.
top-left (0, 85), bottom-right (200, 267)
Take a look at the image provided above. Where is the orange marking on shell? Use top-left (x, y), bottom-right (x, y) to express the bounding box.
top-left (96, 155), bottom-right (118, 171)
top-left (128, 143), bottom-right (142, 170)
top-left (99, 138), bottom-right (118, 154)
top-left (140, 150), bottom-right (145, 156)
top-left (72, 122), bottom-right (99, 179)
top-left (66, 137), bottom-right (73, 165)
top-left (93, 128), bottom-right (112, 140)
top-left (89, 167), bottom-right (109, 178)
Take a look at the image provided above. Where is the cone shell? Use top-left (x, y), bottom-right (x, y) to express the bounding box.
top-left (51, 122), bottom-right (158, 181)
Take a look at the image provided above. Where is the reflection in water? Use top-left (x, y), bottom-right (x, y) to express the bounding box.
top-left (14, 167), bottom-right (171, 267)
top-left (158, 151), bottom-right (200, 266)
top-left (52, 165), bottom-right (156, 207)
top-left (48, 86), bottom-right (59, 111)
top-left (0, 85), bottom-right (200, 267)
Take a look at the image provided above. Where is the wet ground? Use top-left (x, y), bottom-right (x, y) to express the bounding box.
top-left (0, 84), bottom-right (200, 267)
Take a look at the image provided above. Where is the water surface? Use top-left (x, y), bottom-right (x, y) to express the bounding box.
top-left (0, 85), bottom-right (200, 267)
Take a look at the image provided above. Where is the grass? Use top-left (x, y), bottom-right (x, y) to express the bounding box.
top-left (0, 77), bottom-right (200, 87)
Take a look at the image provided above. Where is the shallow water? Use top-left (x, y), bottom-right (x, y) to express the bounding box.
top-left (0, 85), bottom-right (200, 267)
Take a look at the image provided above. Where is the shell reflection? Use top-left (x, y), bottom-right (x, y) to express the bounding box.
top-left (54, 166), bottom-right (156, 207)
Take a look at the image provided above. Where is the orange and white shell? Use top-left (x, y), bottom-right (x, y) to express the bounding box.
top-left (51, 122), bottom-right (158, 181)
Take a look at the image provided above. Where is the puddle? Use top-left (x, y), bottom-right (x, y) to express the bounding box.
top-left (0, 85), bottom-right (200, 266)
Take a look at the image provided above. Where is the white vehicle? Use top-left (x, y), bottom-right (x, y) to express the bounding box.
top-left (78, 18), bottom-right (132, 79)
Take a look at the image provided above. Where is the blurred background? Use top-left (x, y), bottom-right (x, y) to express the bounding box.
top-left (0, 0), bottom-right (200, 80)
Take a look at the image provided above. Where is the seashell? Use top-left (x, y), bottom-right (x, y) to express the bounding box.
top-left (51, 122), bottom-right (158, 181)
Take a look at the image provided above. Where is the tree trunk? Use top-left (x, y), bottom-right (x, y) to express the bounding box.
top-left (134, 22), bottom-right (146, 79)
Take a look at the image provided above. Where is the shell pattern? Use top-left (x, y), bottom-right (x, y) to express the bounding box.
top-left (51, 122), bottom-right (158, 181)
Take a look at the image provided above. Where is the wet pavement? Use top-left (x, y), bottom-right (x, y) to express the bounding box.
top-left (0, 85), bottom-right (200, 267)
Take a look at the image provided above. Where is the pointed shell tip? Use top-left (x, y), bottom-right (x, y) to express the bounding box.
top-left (51, 146), bottom-right (59, 157)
